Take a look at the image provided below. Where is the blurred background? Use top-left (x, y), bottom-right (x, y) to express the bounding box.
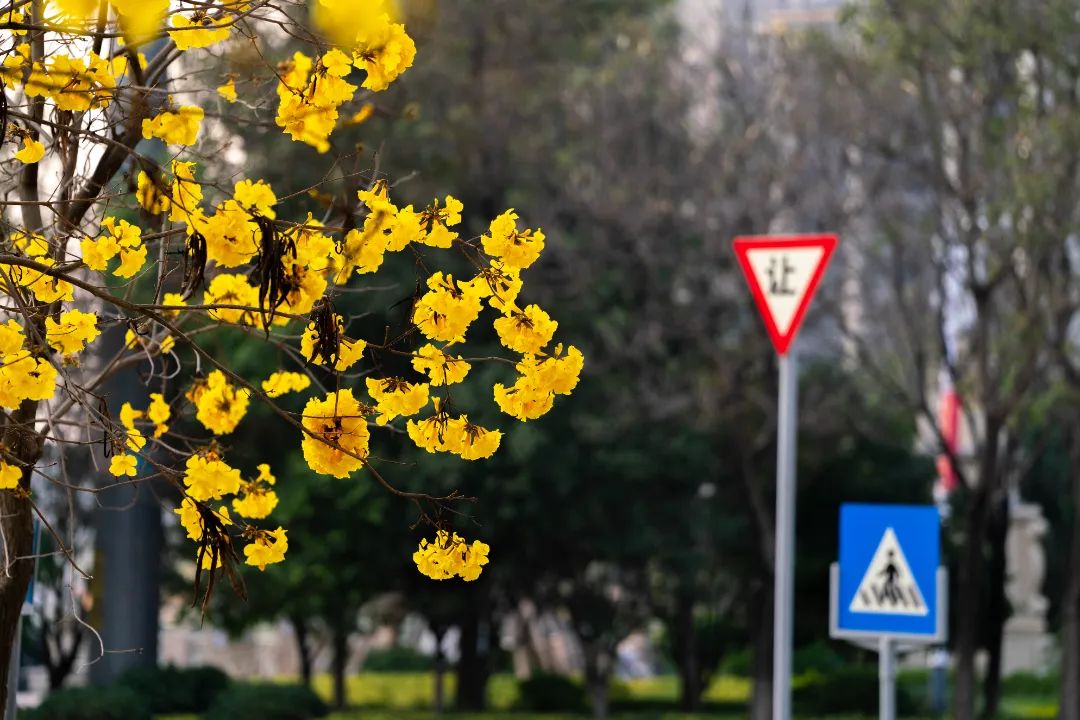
top-left (18, 0), bottom-right (1080, 719)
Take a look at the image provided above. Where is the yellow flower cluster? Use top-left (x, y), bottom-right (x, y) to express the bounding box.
top-left (310, 0), bottom-right (416, 91)
top-left (170, 12), bottom-right (232, 51)
top-left (0, 462), bottom-right (21, 490)
top-left (45, 309), bottom-right (99, 356)
top-left (0, 320), bottom-right (57, 410)
top-left (411, 345), bottom-right (471, 386)
top-left (109, 402), bottom-right (149, 477)
top-left (182, 453), bottom-right (243, 501)
top-left (232, 464), bottom-right (278, 519)
top-left (493, 304), bottom-right (558, 355)
top-left (81, 217), bottom-right (146, 278)
top-left (22, 51), bottom-right (128, 112)
top-left (14, 137), bottom-right (44, 164)
top-left (187, 370), bottom-right (250, 435)
top-left (494, 345), bottom-right (584, 422)
top-left (262, 371), bottom-right (311, 398)
top-left (300, 316), bottom-right (367, 371)
top-left (141, 105), bottom-right (204, 146)
top-left (203, 274), bottom-right (259, 325)
top-left (244, 527), bottom-right (288, 570)
top-left (407, 411), bottom-right (502, 461)
top-left (482, 210), bottom-right (546, 270)
top-left (276, 50), bottom-right (357, 153)
top-left (412, 272), bottom-right (484, 343)
top-left (365, 377), bottom-right (429, 425)
top-left (3, 232), bottom-right (74, 303)
top-left (301, 390), bottom-right (371, 478)
top-left (413, 530), bottom-right (490, 581)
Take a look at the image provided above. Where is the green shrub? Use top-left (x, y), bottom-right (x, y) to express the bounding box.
top-left (793, 665), bottom-right (922, 716)
top-left (27, 686), bottom-right (151, 720)
top-left (205, 683), bottom-right (328, 720)
top-left (361, 646), bottom-right (432, 673)
top-left (516, 672), bottom-right (586, 712)
top-left (721, 647), bottom-right (752, 676)
top-left (1002, 671), bottom-right (1057, 697)
top-left (792, 641), bottom-right (846, 675)
top-left (116, 664), bottom-right (230, 714)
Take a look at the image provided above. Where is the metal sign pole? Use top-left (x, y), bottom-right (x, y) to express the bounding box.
top-left (879, 636), bottom-right (896, 720)
top-left (773, 351), bottom-right (798, 720)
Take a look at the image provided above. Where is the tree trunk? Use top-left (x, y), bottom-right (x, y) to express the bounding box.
top-left (954, 485), bottom-right (991, 720)
top-left (1059, 453), bottom-right (1080, 720)
top-left (748, 580), bottom-right (773, 720)
top-left (584, 645), bottom-right (610, 720)
top-left (0, 494), bottom-right (34, 709)
top-left (331, 620), bottom-right (348, 710)
top-left (454, 592), bottom-right (491, 711)
top-left (674, 590), bottom-right (702, 712)
top-left (980, 495), bottom-right (1010, 720)
top-left (0, 402), bottom-right (45, 707)
top-left (588, 681), bottom-right (609, 720)
top-left (289, 614), bottom-right (313, 688)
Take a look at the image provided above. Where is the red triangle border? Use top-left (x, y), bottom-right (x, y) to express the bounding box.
top-left (732, 234), bottom-right (838, 355)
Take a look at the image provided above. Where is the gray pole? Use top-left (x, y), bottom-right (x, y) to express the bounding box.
top-left (773, 351), bottom-right (798, 720)
top-left (879, 636), bottom-right (896, 720)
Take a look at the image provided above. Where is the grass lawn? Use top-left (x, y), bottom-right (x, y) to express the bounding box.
top-left (307, 673), bottom-right (751, 710)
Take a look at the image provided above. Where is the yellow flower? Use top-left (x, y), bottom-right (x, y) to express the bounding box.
top-left (203, 273), bottom-right (259, 325)
top-left (493, 345), bottom-right (583, 422)
top-left (300, 317), bottom-right (366, 371)
top-left (412, 272), bottom-right (484, 343)
top-left (187, 370), bottom-right (249, 435)
top-left (148, 392), bottom-right (171, 437)
top-left (0, 320), bottom-right (25, 356)
top-left (0, 462), bottom-right (21, 490)
top-left (175, 498), bottom-right (204, 541)
top-left (275, 51), bottom-right (357, 152)
top-left (493, 304), bottom-right (557, 355)
top-left (233, 179), bottom-right (277, 217)
top-left (112, 0), bottom-right (167, 43)
top-left (301, 389), bottom-right (370, 478)
top-left (182, 454), bottom-right (242, 501)
top-left (142, 106), bottom-right (204, 146)
top-left (136, 171), bottom-right (170, 215)
top-left (411, 344), bottom-right (470, 386)
top-left (261, 371), bottom-right (311, 398)
top-left (354, 22), bottom-right (416, 92)
top-left (170, 13), bottom-right (231, 51)
top-left (217, 78), bottom-right (238, 103)
top-left (365, 377), bottom-right (429, 425)
top-left (45, 309), bottom-right (99, 356)
top-left (413, 530), bottom-right (490, 581)
top-left (482, 210), bottom-right (545, 270)
top-left (14, 137), bottom-right (44, 164)
top-left (109, 454), bottom-right (138, 477)
top-left (232, 464), bottom-right (278, 519)
top-left (418, 196), bottom-right (463, 249)
top-left (244, 527), bottom-right (288, 570)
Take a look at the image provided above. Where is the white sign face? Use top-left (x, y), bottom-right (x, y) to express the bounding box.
top-left (849, 527), bottom-right (929, 616)
top-left (743, 246), bottom-right (827, 337)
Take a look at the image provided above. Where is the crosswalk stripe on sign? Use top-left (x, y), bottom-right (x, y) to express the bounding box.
top-left (848, 527), bottom-right (928, 616)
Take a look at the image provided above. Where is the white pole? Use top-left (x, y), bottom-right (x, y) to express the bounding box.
top-left (773, 352), bottom-right (798, 720)
top-left (879, 636), bottom-right (896, 720)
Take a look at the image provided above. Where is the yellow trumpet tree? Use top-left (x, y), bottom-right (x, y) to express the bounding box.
top-left (0, 0), bottom-right (581, 698)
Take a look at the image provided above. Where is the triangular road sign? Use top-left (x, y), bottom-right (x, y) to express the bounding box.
top-left (849, 527), bottom-right (928, 616)
top-left (733, 234), bottom-right (837, 355)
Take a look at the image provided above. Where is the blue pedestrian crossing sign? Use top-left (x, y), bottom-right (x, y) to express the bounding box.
top-left (830, 503), bottom-right (947, 641)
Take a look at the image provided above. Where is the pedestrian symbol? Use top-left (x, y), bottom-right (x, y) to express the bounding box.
top-left (849, 528), bottom-right (928, 616)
